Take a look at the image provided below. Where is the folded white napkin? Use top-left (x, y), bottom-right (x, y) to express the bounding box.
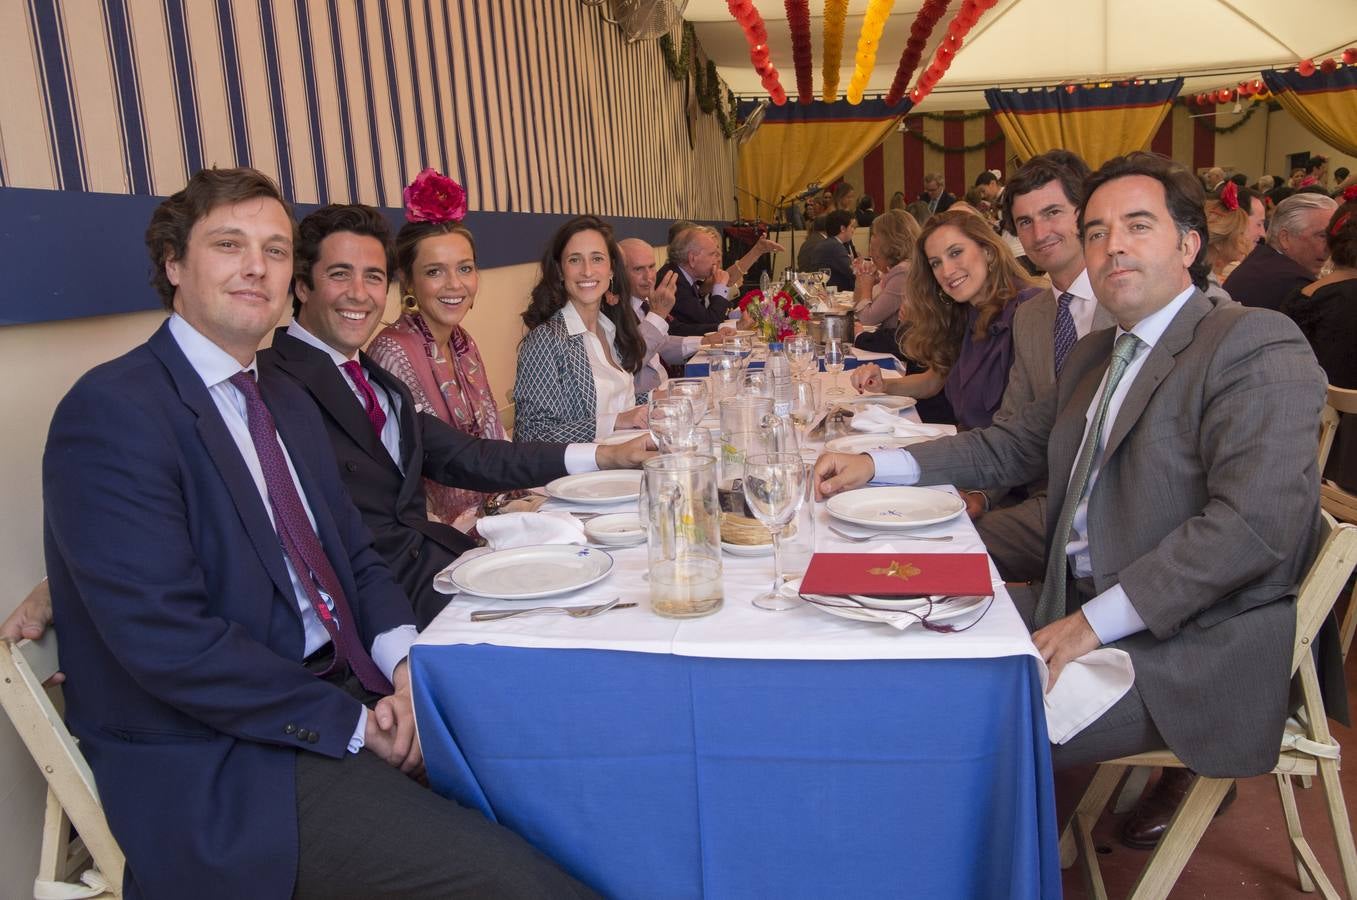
top-left (432, 547), bottom-right (492, 595)
top-left (1040, 648), bottom-right (1136, 744)
top-left (475, 511), bottom-right (585, 551)
top-left (849, 405), bottom-right (955, 438)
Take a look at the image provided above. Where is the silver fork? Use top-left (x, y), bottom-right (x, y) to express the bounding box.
top-left (469, 597), bottom-right (628, 622)
top-left (829, 525), bottom-right (953, 543)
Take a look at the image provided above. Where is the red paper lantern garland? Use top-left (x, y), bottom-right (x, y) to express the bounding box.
top-left (884, 0), bottom-right (950, 106)
top-left (728, 0), bottom-right (786, 104)
top-left (784, 0), bottom-right (814, 104)
top-left (907, 0), bottom-right (997, 105)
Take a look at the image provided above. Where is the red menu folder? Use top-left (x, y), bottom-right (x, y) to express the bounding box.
top-left (799, 553), bottom-right (993, 597)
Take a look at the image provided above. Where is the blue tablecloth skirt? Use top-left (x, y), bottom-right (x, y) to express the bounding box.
top-left (412, 646), bottom-right (1060, 899)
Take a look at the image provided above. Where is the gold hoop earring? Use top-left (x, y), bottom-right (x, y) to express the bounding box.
top-left (402, 293), bottom-right (418, 312)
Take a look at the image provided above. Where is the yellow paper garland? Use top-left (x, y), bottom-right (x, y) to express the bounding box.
top-left (821, 0), bottom-right (849, 102)
top-left (847, 0), bottom-right (897, 104)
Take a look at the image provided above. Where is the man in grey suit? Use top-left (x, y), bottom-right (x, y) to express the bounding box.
top-left (971, 150), bottom-right (1117, 581)
top-left (816, 154), bottom-right (1332, 791)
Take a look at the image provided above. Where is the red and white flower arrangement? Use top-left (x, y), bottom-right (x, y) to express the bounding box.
top-left (738, 288), bottom-right (812, 343)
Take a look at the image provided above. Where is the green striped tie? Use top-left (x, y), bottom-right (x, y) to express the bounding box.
top-left (1034, 333), bottom-right (1143, 628)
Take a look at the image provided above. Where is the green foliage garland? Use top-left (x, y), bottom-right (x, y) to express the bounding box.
top-left (903, 128), bottom-right (1005, 154)
top-left (914, 109), bottom-right (990, 122)
top-left (660, 22), bottom-right (743, 138)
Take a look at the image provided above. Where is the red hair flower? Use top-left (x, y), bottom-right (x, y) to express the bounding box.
top-left (1219, 181), bottom-right (1239, 212)
top-left (403, 168), bottom-right (468, 223)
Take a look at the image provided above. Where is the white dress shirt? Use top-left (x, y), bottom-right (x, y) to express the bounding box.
top-left (869, 285), bottom-right (1199, 645)
top-left (1059, 268), bottom-right (1101, 339)
top-left (168, 315), bottom-right (416, 752)
top-left (562, 301), bottom-right (637, 438)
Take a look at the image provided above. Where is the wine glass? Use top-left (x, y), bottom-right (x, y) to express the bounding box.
top-left (648, 396), bottom-right (693, 452)
top-left (786, 335), bottom-right (817, 380)
top-left (742, 452), bottom-right (808, 611)
top-left (788, 379), bottom-right (819, 455)
top-left (743, 369), bottom-right (772, 398)
top-left (707, 351), bottom-right (741, 405)
top-left (725, 336), bottom-right (753, 369)
top-left (823, 339), bottom-right (848, 396)
top-left (666, 378), bottom-right (710, 424)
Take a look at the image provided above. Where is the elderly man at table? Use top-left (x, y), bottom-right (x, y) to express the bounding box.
top-left (260, 204), bottom-right (650, 628)
top-left (971, 150), bottom-right (1116, 582)
top-left (656, 225), bottom-right (733, 337)
top-left (618, 237), bottom-right (724, 393)
top-left (1224, 191), bottom-right (1336, 310)
top-left (815, 153), bottom-right (1338, 796)
top-left (41, 167), bottom-right (599, 898)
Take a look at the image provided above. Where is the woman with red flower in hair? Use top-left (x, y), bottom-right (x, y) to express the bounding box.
top-left (1283, 185), bottom-right (1357, 493)
top-left (368, 169), bottom-right (510, 532)
top-left (1202, 182), bottom-right (1263, 298)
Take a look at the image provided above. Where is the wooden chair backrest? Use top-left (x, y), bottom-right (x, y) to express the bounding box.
top-left (1292, 515), bottom-right (1357, 675)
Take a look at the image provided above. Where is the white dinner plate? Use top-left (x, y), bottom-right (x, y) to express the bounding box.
top-left (721, 540), bottom-right (773, 557)
top-left (823, 433), bottom-right (936, 454)
top-left (584, 512), bottom-right (645, 545)
top-left (825, 486), bottom-right (966, 529)
top-left (599, 429), bottom-right (650, 446)
top-left (834, 393), bottom-right (917, 411)
top-left (448, 545), bottom-right (615, 600)
top-left (545, 471), bottom-right (644, 504)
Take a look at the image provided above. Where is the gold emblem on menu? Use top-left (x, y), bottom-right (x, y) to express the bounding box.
top-left (867, 560), bottom-right (921, 581)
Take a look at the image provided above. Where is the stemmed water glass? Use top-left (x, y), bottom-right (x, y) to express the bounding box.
top-left (823, 339), bottom-right (848, 396)
top-left (725, 336), bottom-right (753, 369)
top-left (648, 396), bottom-right (693, 452)
top-left (788, 379), bottom-right (819, 455)
top-left (665, 378), bottom-right (710, 425)
top-left (742, 452), bottom-right (808, 611)
top-left (707, 351), bottom-right (741, 405)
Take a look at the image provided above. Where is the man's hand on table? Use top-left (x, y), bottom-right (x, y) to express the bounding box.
top-left (596, 434), bottom-right (657, 469)
top-left (365, 659), bottom-right (424, 776)
top-left (649, 271), bottom-right (678, 319)
top-left (849, 364), bottom-right (885, 394)
top-left (1032, 610), bottom-right (1101, 692)
top-left (700, 331), bottom-right (727, 346)
top-left (1, 582), bottom-right (64, 686)
top-left (814, 452), bottom-right (876, 500)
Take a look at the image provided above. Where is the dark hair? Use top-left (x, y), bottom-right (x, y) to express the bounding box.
top-left (1306, 155), bottom-right (1329, 174)
top-left (1079, 151), bottom-right (1209, 290)
top-left (1229, 173), bottom-right (1248, 188)
top-left (293, 204), bottom-right (395, 316)
top-left (145, 167), bottom-right (294, 310)
top-left (394, 220), bottom-right (478, 294)
top-left (1327, 200), bottom-right (1357, 268)
top-left (1000, 149), bottom-right (1091, 233)
top-left (811, 214), bottom-right (829, 233)
top-left (667, 219), bottom-right (697, 249)
top-left (824, 209), bottom-right (855, 235)
top-left (522, 215), bottom-right (645, 374)
top-left (974, 170), bottom-right (999, 187)
top-left (1335, 167), bottom-right (1351, 183)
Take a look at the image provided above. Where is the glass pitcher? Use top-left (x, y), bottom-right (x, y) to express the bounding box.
top-left (640, 454), bottom-right (724, 619)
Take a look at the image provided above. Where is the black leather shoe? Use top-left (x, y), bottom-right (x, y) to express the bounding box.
top-left (1118, 769), bottom-right (1238, 850)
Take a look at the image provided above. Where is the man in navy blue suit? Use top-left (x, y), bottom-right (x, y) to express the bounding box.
top-left (42, 168), bottom-right (597, 899)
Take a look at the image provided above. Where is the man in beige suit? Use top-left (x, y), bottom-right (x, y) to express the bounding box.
top-left (816, 154), bottom-right (1334, 791)
top-left (974, 150), bottom-right (1117, 581)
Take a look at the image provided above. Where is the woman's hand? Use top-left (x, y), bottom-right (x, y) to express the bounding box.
top-left (849, 363), bottom-right (884, 394)
top-left (616, 406), bottom-right (650, 430)
top-left (852, 257), bottom-right (877, 282)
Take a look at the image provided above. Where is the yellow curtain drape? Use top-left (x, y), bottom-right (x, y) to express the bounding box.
top-left (985, 80), bottom-right (1182, 169)
top-left (735, 99), bottom-right (905, 220)
top-left (1262, 67), bottom-right (1357, 157)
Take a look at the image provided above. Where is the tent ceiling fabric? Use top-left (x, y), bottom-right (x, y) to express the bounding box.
top-left (686, 0), bottom-right (1357, 108)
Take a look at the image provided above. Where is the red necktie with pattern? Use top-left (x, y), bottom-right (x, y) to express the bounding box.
top-left (340, 360), bottom-right (387, 436)
top-left (228, 371), bottom-right (393, 695)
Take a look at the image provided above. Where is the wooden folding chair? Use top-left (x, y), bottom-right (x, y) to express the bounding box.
top-left (1059, 516), bottom-right (1357, 900)
top-left (0, 584), bottom-right (123, 899)
top-left (1319, 386), bottom-right (1357, 659)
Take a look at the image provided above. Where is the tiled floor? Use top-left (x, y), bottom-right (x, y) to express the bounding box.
top-left (1057, 627), bottom-right (1357, 898)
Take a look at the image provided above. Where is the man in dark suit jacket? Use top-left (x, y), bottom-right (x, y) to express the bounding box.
top-left (655, 224), bottom-right (732, 336)
top-left (1224, 192), bottom-right (1336, 310)
top-left (260, 205), bottom-right (649, 627)
top-left (817, 154), bottom-right (1337, 784)
top-left (43, 168), bottom-right (597, 899)
top-left (919, 172), bottom-right (957, 215)
top-left (805, 209), bottom-right (858, 292)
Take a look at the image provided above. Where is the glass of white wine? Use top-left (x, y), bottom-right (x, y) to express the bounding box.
top-left (788, 379), bottom-right (819, 456)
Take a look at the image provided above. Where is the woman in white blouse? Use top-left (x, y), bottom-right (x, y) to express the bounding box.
top-left (513, 215), bottom-right (650, 442)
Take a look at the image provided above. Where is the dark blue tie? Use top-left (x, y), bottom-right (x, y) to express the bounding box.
top-left (1053, 292), bottom-right (1078, 376)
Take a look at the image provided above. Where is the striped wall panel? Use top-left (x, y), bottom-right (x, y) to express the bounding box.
top-left (0, 0), bottom-right (736, 216)
top-left (0, 0), bottom-right (737, 324)
top-left (840, 111), bottom-right (1012, 208)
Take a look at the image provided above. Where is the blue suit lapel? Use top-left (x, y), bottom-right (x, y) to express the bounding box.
top-left (146, 323), bottom-right (298, 612)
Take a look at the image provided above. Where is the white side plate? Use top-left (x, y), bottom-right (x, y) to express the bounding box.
top-left (825, 486), bottom-right (966, 529)
top-left (545, 471), bottom-right (644, 504)
top-left (449, 545), bottom-right (615, 600)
